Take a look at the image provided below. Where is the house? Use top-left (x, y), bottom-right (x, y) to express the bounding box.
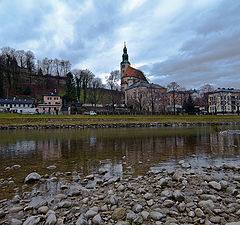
top-left (37, 91), bottom-right (62, 115)
top-left (0, 98), bottom-right (37, 114)
top-left (208, 88), bottom-right (240, 114)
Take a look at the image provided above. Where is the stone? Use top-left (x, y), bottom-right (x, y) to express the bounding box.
top-left (209, 181), bottom-right (221, 191)
top-left (116, 222), bottom-right (130, 225)
top-left (37, 206), bottom-right (49, 214)
top-left (45, 213), bottom-right (57, 225)
top-left (177, 202), bottom-right (186, 212)
top-left (163, 199), bottom-right (175, 208)
top-left (198, 200), bottom-right (215, 211)
top-left (147, 199), bottom-right (154, 206)
top-left (92, 214), bottom-right (102, 224)
top-left (24, 172), bottom-right (41, 183)
top-left (144, 192), bottom-right (153, 200)
top-left (172, 169), bottom-right (183, 181)
top-left (132, 203), bottom-right (143, 213)
top-left (141, 211), bottom-right (150, 220)
top-left (161, 190), bottom-right (173, 198)
top-left (46, 165), bottom-right (56, 170)
top-left (181, 162), bottom-right (191, 169)
top-left (112, 207), bottom-right (126, 220)
top-left (210, 216), bottom-right (222, 224)
top-left (225, 223), bottom-right (240, 225)
top-left (9, 206), bottom-right (23, 213)
top-left (150, 211), bottom-right (164, 220)
top-left (157, 178), bottom-right (168, 187)
top-left (98, 168), bottom-right (108, 175)
top-left (57, 200), bottom-right (72, 208)
top-left (126, 210), bottom-right (137, 221)
top-left (220, 180), bottom-right (228, 189)
top-left (133, 215), bottom-right (143, 224)
top-left (195, 208), bottom-right (205, 218)
top-left (86, 209), bottom-right (97, 219)
top-left (0, 210), bottom-right (5, 218)
top-left (76, 214), bottom-right (88, 225)
top-left (173, 190), bottom-right (184, 201)
top-left (23, 216), bottom-right (40, 225)
top-left (117, 184), bottom-right (125, 191)
top-left (11, 218), bottom-right (22, 225)
top-left (109, 195), bottom-right (119, 205)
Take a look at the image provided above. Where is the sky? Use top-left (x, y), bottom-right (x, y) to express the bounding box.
top-left (0, 0), bottom-right (240, 89)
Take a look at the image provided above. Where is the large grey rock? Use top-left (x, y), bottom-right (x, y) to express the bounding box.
top-left (45, 213), bottom-right (57, 225)
top-left (161, 190), bottom-right (173, 198)
top-left (23, 216), bottom-right (40, 225)
top-left (11, 218), bottom-right (22, 225)
top-left (150, 211), bottom-right (164, 220)
top-left (37, 206), bottom-right (48, 214)
top-left (141, 211), bottom-right (150, 220)
top-left (198, 200), bottom-right (215, 211)
top-left (163, 199), bottom-right (175, 208)
top-left (126, 210), bottom-right (137, 221)
top-left (24, 173), bottom-right (41, 183)
top-left (173, 190), bottom-right (184, 201)
top-left (144, 193), bottom-right (152, 200)
top-left (157, 178), bottom-right (168, 187)
top-left (109, 195), bottom-right (119, 205)
top-left (172, 169), bottom-right (183, 181)
top-left (9, 206), bottom-right (23, 213)
top-left (57, 200), bottom-right (72, 208)
top-left (209, 181), bottom-right (221, 191)
top-left (76, 214), bottom-right (88, 225)
top-left (92, 214), bottom-right (102, 224)
top-left (86, 209), bottom-right (97, 219)
top-left (195, 208), bottom-right (205, 218)
top-left (132, 203), bottom-right (143, 213)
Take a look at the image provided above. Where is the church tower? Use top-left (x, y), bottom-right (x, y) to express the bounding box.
top-left (120, 42), bottom-right (130, 78)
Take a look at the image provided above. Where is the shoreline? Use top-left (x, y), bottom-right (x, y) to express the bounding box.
top-left (1, 161), bottom-right (240, 224)
top-left (1, 121), bottom-right (240, 130)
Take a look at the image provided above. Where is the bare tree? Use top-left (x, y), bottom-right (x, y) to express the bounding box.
top-left (167, 82), bottom-right (182, 115)
top-left (88, 77), bottom-right (102, 107)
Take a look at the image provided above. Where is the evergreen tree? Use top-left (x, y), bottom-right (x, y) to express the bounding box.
top-left (0, 71), bottom-right (3, 97)
top-left (184, 94), bottom-right (195, 114)
top-left (64, 72), bottom-right (77, 104)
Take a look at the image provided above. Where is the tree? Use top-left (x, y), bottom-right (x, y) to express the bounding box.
top-left (88, 77), bottom-right (102, 107)
top-left (199, 84), bottom-right (214, 114)
top-left (72, 69), bottom-right (84, 102)
top-left (81, 69), bottom-right (94, 103)
top-left (0, 71), bottom-right (4, 97)
top-left (167, 82), bottom-right (182, 115)
top-left (106, 70), bottom-right (121, 112)
top-left (64, 72), bottom-right (77, 104)
top-left (183, 94), bottom-right (195, 114)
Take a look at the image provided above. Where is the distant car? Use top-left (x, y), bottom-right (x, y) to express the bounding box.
top-left (90, 111), bottom-right (97, 115)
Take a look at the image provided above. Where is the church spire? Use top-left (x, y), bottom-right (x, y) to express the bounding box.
top-left (121, 42), bottom-right (130, 64)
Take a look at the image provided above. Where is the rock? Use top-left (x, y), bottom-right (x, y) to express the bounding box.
top-left (133, 215), bottom-right (143, 224)
top-left (116, 222), bottom-right (130, 225)
top-left (11, 218), bottom-right (22, 225)
top-left (11, 165), bottom-right (21, 169)
top-left (195, 208), bottom-right (205, 218)
top-left (126, 210), bottom-right (137, 221)
top-left (163, 199), bottom-right (175, 208)
top-left (23, 216), bottom-right (40, 225)
top-left (9, 206), bottom-right (23, 213)
top-left (225, 223), bottom-right (240, 225)
top-left (210, 216), bottom-right (222, 224)
top-left (46, 165), bottom-right (56, 170)
top-left (109, 195), bottom-right (119, 205)
top-left (161, 190), bottom-right (173, 198)
top-left (226, 186), bottom-right (238, 195)
top-left (209, 181), bottom-right (221, 191)
top-left (57, 200), bottom-right (72, 208)
top-left (92, 214), bottom-right (102, 224)
top-left (157, 178), bottom-right (168, 187)
top-left (98, 168), bottom-right (108, 175)
top-left (76, 214), bottom-right (88, 225)
top-left (117, 184), bottom-right (125, 191)
top-left (86, 209), bottom-right (97, 219)
top-left (147, 199), bottom-right (154, 206)
top-left (24, 172), bottom-right (41, 183)
top-left (0, 210), bottom-right (5, 218)
top-left (220, 180), bottom-right (228, 189)
top-left (172, 169), bottom-right (183, 181)
top-left (198, 200), bottom-right (215, 211)
top-left (112, 207), bottom-right (126, 220)
top-left (37, 206), bottom-right (49, 214)
top-left (45, 213), bottom-right (57, 225)
top-left (181, 162), bottom-right (191, 169)
top-left (12, 195), bottom-right (21, 203)
top-left (150, 211), bottom-right (164, 220)
top-left (132, 203), bottom-right (143, 213)
top-left (173, 190), bottom-right (184, 201)
top-left (141, 211), bottom-right (150, 220)
top-left (177, 202), bottom-right (186, 212)
top-left (144, 192), bottom-right (153, 200)
top-left (200, 194), bottom-right (217, 202)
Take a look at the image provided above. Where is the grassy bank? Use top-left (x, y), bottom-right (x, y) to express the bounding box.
top-left (1, 113), bottom-right (240, 126)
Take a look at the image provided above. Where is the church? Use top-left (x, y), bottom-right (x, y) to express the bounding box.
top-left (120, 43), bottom-right (167, 113)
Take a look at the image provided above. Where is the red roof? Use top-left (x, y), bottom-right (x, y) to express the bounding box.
top-left (122, 66), bottom-right (148, 82)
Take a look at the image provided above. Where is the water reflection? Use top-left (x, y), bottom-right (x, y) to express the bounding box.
top-left (0, 126), bottom-right (240, 194)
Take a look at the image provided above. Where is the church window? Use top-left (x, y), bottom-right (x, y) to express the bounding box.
top-left (122, 65), bottom-right (125, 68)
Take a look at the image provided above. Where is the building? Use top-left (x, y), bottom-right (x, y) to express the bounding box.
top-left (0, 98), bottom-right (37, 114)
top-left (125, 82), bottom-right (167, 113)
top-left (120, 43), bottom-right (149, 92)
top-left (208, 88), bottom-right (240, 114)
top-left (37, 91), bottom-right (62, 115)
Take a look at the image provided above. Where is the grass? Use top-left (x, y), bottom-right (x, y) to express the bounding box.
top-left (0, 113), bottom-right (240, 126)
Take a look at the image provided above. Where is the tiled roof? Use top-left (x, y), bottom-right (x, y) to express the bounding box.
top-left (122, 66), bottom-right (148, 82)
top-left (125, 81), bottom-right (165, 91)
top-left (0, 99), bottom-right (35, 104)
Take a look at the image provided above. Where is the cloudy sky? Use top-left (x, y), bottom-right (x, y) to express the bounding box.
top-left (0, 0), bottom-right (240, 89)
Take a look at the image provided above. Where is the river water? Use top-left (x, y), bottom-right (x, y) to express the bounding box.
top-left (0, 125), bottom-right (240, 199)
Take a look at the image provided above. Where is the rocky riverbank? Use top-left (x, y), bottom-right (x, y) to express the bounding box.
top-left (1, 161), bottom-right (240, 224)
top-left (1, 121), bottom-right (240, 130)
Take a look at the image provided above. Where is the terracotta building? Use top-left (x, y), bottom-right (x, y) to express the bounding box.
top-left (120, 43), bottom-right (149, 92)
top-left (37, 91), bottom-right (62, 115)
